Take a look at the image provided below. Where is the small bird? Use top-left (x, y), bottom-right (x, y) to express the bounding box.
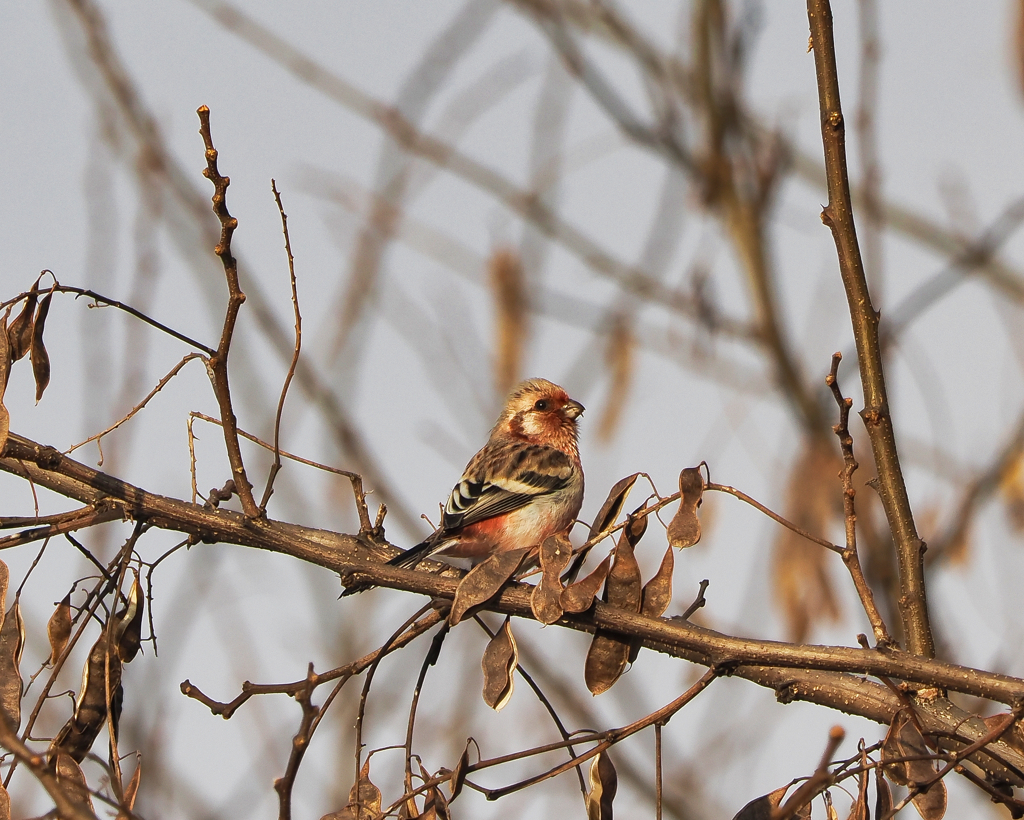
top-left (386, 378), bottom-right (585, 574)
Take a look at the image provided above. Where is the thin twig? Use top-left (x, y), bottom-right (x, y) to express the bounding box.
top-left (705, 482), bottom-right (842, 554)
top-left (65, 353), bottom-right (204, 457)
top-left (189, 412), bottom-right (375, 533)
top-left (3, 282), bottom-right (216, 356)
top-left (196, 104), bottom-right (258, 517)
top-left (826, 353), bottom-right (893, 646)
top-left (259, 181), bottom-right (302, 514)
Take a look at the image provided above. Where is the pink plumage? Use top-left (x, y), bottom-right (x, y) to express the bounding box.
top-left (393, 378), bottom-right (584, 569)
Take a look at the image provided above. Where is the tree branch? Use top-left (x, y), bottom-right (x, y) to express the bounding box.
top-left (806, 0), bottom-right (933, 658)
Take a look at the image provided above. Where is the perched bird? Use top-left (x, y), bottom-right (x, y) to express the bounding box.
top-left (388, 378), bottom-right (585, 573)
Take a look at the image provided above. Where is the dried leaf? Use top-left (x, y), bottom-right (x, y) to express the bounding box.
top-left (584, 632), bottom-right (631, 696)
top-left (0, 782), bottom-right (8, 820)
top-left (731, 785), bottom-right (789, 820)
top-left (115, 572), bottom-right (144, 662)
top-left (321, 760), bottom-right (382, 820)
top-left (418, 761), bottom-right (450, 820)
top-left (585, 751), bottom-right (618, 820)
top-left (605, 528), bottom-right (642, 613)
top-left (667, 467), bottom-right (704, 549)
top-left (640, 546), bottom-right (675, 618)
top-left (448, 741), bottom-right (472, 802)
top-left (772, 441), bottom-right (842, 642)
top-left (490, 248), bottom-right (527, 397)
top-left (7, 282), bottom-right (37, 362)
top-left (875, 766), bottom-right (893, 820)
top-left (561, 555), bottom-right (611, 614)
top-left (481, 617), bottom-right (518, 711)
top-left (449, 548), bottom-right (528, 626)
top-left (847, 767), bottom-right (868, 820)
top-left (531, 533), bottom-right (571, 624)
top-left (46, 594), bottom-right (72, 667)
top-left (30, 291), bottom-right (52, 403)
top-left (0, 598), bottom-right (23, 732)
top-left (882, 710), bottom-right (947, 820)
top-left (588, 474), bottom-right (640, 541)
top-left (585, 529), bottom-right (644, 695)
top-left (55, 753), bottom-right (94, 813)
top-left (116, 755), bottom-right (142, 820)
top-left (50, 630), bottom-right (122, 762)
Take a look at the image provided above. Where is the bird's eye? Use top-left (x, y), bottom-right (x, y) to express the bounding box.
top-left (533, 399), bottom-right (548, 411)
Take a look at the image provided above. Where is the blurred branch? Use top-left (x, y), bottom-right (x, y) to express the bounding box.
top-left (549, 0), bottom-right (1024, 305)
top-left (56, 0), bottom-right (421, 537)
top-left (188, 0), bottom-right (759, 341)
top-left (806, 0), bottom-right (933, 659)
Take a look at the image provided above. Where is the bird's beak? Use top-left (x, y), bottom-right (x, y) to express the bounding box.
top-left (562, 399), bottom-right (584, 420)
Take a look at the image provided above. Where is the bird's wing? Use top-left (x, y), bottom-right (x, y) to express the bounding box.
top-left (442, 441), bottom-right (574, 530)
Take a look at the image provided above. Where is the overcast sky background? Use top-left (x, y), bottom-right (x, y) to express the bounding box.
top-left (2, 2), bottom-right (1024, 818)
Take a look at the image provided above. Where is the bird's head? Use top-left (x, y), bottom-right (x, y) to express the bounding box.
top-left (497, 378), bottom-right (584, 452)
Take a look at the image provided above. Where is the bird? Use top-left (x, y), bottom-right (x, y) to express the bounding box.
top-left (348, 378), bottom-right (584, 591)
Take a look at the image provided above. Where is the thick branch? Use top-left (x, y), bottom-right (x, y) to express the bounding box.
top-left (806, 0), bottom-right (933, 658)
top-left (3, 431), bottom-right (1024, 782)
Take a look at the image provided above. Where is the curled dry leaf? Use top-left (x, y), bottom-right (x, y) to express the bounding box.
top-left (588, 474), bottom-right (640, 542)
top-left (7, 281), bottom-right (37, 362)
top-left (585, 533), bottom-right (643, 695)
top-left (641, 546), bottom-right (675, 619)
top-left (50, 630), bottom-right (122, 762)
top-left (449, 548), bottom-right (528, 626)
top-left (531, 533), bottom-right (572, 624)
top-left (562, 555), bottom-right (611, 614)
top-left (0, 781), bottom-right (8, 820)
top-left (30, 291), bottom-right (52, 403)
top-left (731, 785), bottom-right (806, 820)
top-left (46, 593), bottom-right (72, 667)
top-left (881, 710), bottom-right (947, 820)
top-left (418, 761), bottom-right (450, 820)
top-left (118, 755), bottom-right (142, 820)
top-left (667, 467), bottom-right (705, 549)
top-left (0, 597), bottom-right (24, 732)
top-left (115, 572), bottom-right (144, 662)
top-left (847, 766), bottom-right (868, 820)
top-left (481, 616), bottom-right (518, 711)
top-left (585, 751), bottom-right (618, 820)
top-left (604, 527), bottom-right (642, 612)
top-left (874, 767), bottom-right (892, 820)
top-left (55, 753), bottom-right (95, 813)
top-left (448, 740), bottom-right (472, 802)
top-left (321, 759), bottom-right (382, 820)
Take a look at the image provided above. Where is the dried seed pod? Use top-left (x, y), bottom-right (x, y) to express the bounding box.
top-left (561, 555), bottom-right (611, 614)
top-left (449, 548), bottom-right (528, 626)
top-left (481, 617), bottom-right (518, 711)
top-left (46, 594), bottom-right (72, 667)
top-left (585, 752), bottom-right (617, 820)
top-left (667, 467), bottom-right (704, 549)
top-left (531, 534), bottom-right (571, 624)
